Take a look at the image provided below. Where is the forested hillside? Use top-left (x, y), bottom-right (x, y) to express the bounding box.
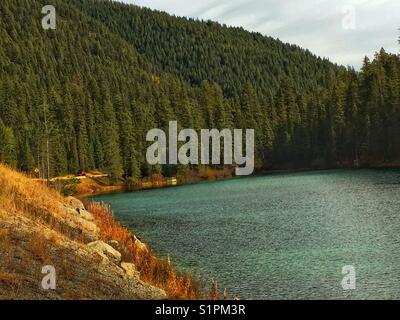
top-left (0, 0), bottom-right (399, 181)
top-left (71, 0), bottom-right (341, 97)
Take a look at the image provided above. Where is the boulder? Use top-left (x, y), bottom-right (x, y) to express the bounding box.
top-left (53, 203), bottom-right (99, 243)
top-left (77, 209), bottom-right (94, 221)
top-left (60, 198), bottom-right (94, 222)
top-left (121, 262), bottom-right (140, 279)
top-left (77, 219), bottom-right (99, 241)
top-left (107, 240), bottom-right (122, 252)
top-left (65, 196), bottom-right (85, 211)
top-left (88, 240), bottom-right (121, 265)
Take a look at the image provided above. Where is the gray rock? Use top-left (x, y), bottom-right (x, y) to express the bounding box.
top-left (53, 202), bottom-right (99, 243)
top-left (121, 262), bottom-right (140, 279)
top-left (65, 196), bottom-right (85, 211)
top-left (77, 209), bottom-right (94, 221)
top-left (88, 240), bottom-right (122, 265)
top-left (60, 199), bottom-right (94, 223)
top-left (107, 240), bottom-right (122, 252)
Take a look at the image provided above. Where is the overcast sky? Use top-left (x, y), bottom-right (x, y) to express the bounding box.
top-left (121, 0), bottom-right (399, 68)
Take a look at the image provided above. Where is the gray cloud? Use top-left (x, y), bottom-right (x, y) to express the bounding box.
top-left (123, 0), bottom-right (399, 68)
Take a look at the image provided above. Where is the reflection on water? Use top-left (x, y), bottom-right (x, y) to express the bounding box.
top-left (91, 169), bottom-right (400, 299)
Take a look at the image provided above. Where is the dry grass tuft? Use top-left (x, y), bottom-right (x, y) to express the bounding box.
top-left (0, 272), bottom-right (18, 283)
top-left (29, 233), bottom-right (48, 263)
top-left (0, 228), bottom-right (10, 242)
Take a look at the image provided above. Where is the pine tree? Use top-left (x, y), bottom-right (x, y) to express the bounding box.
top-left (0, 119), bottom-right (17, 167)
top-left (102, 97), bottom-right (123, 181)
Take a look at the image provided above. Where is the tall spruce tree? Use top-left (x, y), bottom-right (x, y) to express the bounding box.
top-left (0, 119), bottom-right (17, 167)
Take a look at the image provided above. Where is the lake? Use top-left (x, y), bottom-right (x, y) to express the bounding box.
top-left (90, 169), bottom-right (400, 299)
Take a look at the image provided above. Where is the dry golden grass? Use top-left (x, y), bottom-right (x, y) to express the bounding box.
top-left (0, 271), bottom-right (18, 283)
top-left (0, 164), bottom-right (89, 243)
top-left (0, 164), bottom-right (63, 221)
top-left (85, 201), bottom-right (205, 299)
top-left (29, 233), bottom-right (48, 263)
top-left (0, 228), bottom-right (10, 242)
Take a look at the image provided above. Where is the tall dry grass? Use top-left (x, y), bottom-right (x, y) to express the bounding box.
top-left (85, 201), bottom-right (205, 299)
top-left (0, 164), bottom-right (79, 244)
top-left (0, 164), bottom-right (64, 220)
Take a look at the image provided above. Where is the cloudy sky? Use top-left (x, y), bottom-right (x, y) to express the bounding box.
top-left (121, 0), bottom-right (399, 68)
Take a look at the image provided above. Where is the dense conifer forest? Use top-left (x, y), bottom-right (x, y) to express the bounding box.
top-left (0, 0), bottom-right (399, 180)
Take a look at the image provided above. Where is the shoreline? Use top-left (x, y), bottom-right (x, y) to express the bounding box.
top-left (85, 165), bottom-right (400, 300)
top-left (0, 164), bottom-right (207, 299)
top-left (71, 164), bottom-right (400, 300)
top-left (0, 164), bottom-right (185, 299)
top-left (78, 164), bottom-right (400, 199)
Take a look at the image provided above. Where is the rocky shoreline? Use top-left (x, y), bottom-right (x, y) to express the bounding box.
top-left (0, 165), bottom-right (167, 299)
top-left (0, 196), bottom-right (166, 299)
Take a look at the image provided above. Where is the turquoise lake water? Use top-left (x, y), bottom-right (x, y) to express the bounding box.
top-left (91, 169), bottom-right (400, 299)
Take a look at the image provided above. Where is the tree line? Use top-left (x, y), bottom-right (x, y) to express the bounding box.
top-left (0, 0), bottom-right (399, 181)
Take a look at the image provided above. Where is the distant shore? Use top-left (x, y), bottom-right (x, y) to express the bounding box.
top-left (45, 161), bottom-right (400, 199)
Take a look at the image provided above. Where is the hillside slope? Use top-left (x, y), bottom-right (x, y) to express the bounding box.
top-left (0, 164), bottom-right (199, 299)
top-left (72, 0), bottom-right (341, 97)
